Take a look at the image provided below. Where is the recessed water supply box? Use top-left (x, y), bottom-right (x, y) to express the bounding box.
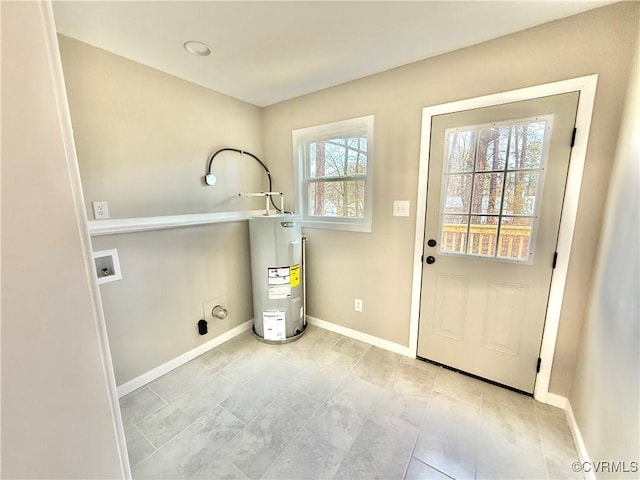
top-left (93, 249), bottom-right (122, 285)
top-left (249, 213), bottom-right (306, 343)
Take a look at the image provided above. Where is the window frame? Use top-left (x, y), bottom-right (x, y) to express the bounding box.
top-left (292, 115), bottom-right (374, 232)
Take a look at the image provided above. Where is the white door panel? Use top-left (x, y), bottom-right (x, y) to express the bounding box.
top-left (417, 92), bottom-right (579, 393)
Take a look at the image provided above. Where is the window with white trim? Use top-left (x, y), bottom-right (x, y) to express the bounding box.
top-left (292, 115), bottom-right (374, 232)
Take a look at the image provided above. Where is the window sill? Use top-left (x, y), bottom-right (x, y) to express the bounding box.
top-left (301, 219), bottom-right (371, 233)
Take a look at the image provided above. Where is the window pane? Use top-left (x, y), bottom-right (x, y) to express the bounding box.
top-left (476, 126), bottom-right (509, 171)
top-left (440, 215), bottom-right (468, 254)
top-left (498, 217), bottom-right (533, 260)
top-left (308, 136), bottom-right (367, 179)
top-left (308, 143), bottom-right (317, 177)
top-left (471, 172), bottom-right (504, 215)
top-left (503, 171), bottom-right (539, 215)
top-left (445, 130), bottom-right (476, 173)
top-left (442, 174), bottom-right (472, 214)
top-left (508, 121), bottom-right (546, 170)
top-left (308, 180), bottom-right (365, 218)
top-left (468, 216), bottom-right (498, 256)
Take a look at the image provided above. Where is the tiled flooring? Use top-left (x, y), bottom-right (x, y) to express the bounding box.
top-left (119, 325), bottom-right (583, 479)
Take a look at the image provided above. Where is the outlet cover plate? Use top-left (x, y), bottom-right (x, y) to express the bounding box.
top-left (92, 201), bottom-right (110, 219)
top-left (393, 200), bottom-right (410, 217)
top-left (354, 298), bottom-right (363, 312)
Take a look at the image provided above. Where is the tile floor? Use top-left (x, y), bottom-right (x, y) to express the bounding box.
top-left (119, 325), bottom-right (583, 479)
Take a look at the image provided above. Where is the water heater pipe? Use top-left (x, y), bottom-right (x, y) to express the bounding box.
top-left (239, 191), bottom-right (285, 216)
top-left (205, 148), bottom-right (289, 213)
top-left (302, 234), bottom-right (307, 327)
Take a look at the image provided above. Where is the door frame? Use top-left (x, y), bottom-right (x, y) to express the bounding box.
top-left (41, 1), bottom-right (132, 476)
top-left (409, 75), bottom-right (598, 406)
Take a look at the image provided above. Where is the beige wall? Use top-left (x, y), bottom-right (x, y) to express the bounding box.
top-left (1, 2), bottom-right (125, 477)
top-left (58, 36), bottom-right (263, 384)
top-left (58, 35), bottom-right (265, 219)
top-left (569, 40), bottom-right (639, 478)
top-left (261, 2), bottom-right (639, 396)
top-left (92, 223), bottom-right (252, 384)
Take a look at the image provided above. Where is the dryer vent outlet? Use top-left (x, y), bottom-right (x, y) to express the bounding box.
top-left (198, 319), bottom-right (208, 335)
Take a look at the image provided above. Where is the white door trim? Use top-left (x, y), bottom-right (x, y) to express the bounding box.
top-left (409, 75), bottom-right (598, 404)
top-left (41, 1), bottom-right (132, 476)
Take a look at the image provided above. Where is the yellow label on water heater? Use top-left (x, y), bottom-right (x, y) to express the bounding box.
top-left (290, 264), bottom-right (300, 287)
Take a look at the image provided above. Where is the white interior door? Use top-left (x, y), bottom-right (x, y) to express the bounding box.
top-left (417, 92), bottom-right (579, 393)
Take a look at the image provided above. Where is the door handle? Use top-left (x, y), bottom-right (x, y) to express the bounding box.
top-left (425, 256), bottom-right (436, 265)
top-left (427, 239), bottom-right (437, 247)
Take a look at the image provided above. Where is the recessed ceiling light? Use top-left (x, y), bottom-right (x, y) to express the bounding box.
top-left (183, 40), bottom-right (211, 57)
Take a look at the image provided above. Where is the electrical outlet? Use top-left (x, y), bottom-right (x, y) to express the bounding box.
top-left (92, 201), bottom-right (109, 219)
top-left (354, 298), bottom-right (363, 312)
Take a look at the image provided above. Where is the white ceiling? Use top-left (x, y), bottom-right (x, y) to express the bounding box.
top-left (52, 1), bottom-right (610, 107)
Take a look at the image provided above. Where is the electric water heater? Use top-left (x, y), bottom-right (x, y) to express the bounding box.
top-left (249, 214), bottom-right (306, 342)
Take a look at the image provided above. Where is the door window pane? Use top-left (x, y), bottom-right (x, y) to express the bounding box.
top-left (446, 130), bottom-right (476, 173)
top-left (471, 173), bottom-right (504, 215)
top-left (503, 171), bottom-right (539, 215)
top-left (443, 174), bottom-right (472, 214)
top-left (476, 126), bottom-right (509, 171)
top-left (468, 216), bottom-right (499, 256)
top-left (508, 121), bottom-right (546, 170)
top-left (498, 217), bottom-right (534, 260)
top-left (440, 215), bottom-right (468, 254)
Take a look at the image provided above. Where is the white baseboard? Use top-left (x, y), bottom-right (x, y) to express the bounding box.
top-left (306, 316), bottom-right (412, 357)
top-left (116, 319), bottom-right (253, 397)
top-left (533, 393), bottom-right (594, 479)
top-left (538, 391), bottom-right (568, 409)
top-left (117, 316), bottom-right (409, 398)
top-left (565, 400), bottom-right (596, 480)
